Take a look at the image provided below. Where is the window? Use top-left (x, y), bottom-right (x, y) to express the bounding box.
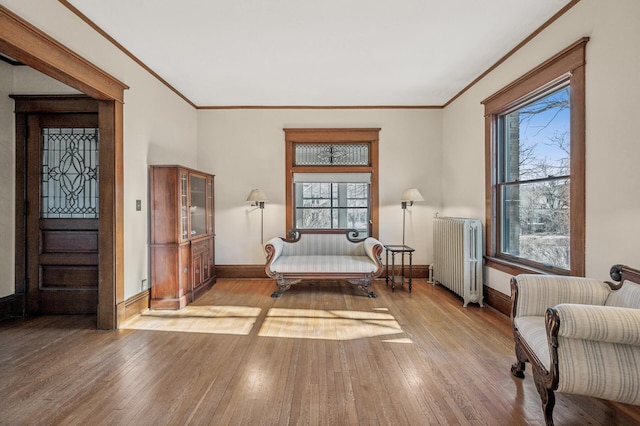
top-left (285, 128), bottom-right (380, 238)
top-left (482, 38), bottom-right (587, 276)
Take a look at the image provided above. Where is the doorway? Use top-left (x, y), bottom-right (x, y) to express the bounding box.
top-left (1, 4), bottom-right (128, 328)
top-left (17, 102), bottom-right (100, 314)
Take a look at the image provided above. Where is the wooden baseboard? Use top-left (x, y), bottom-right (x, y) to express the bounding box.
top-left (484, 286), bottom-right (511, 317)
top-left (0, 294), bottom-right (16, 320)
top-left (0, 293), bottom-right (25, 321)
top-left (216, 265), bottom-right (269, 279)
top-left (123, 289), bottom-right (150, 323)
top-left (216, 264), bottom-right (430, 279)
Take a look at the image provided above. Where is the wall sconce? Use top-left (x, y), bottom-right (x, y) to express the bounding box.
top-left (400, 188), bottom-right (424, 246)
top-left (246, 188), bottom-right (268, 244)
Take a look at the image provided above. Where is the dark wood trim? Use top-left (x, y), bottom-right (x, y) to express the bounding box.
top-left (217, 265), bottom-right (270, 279)
top-left (483, 38), bottom-right (588, 277)
top-left (3, 3), bottom-right (126, 328)
top-left (0, 5), bottom-right (128, 102)
top-left (284, 128), bottom-right (380, 239)
top-left (0, 294), bottom-right (17, 320)
top-left (197, 105), bottom-right (442, 110)
top-left (58, 0), bottom-right (193, 108)
top-left (14, 112), bottom-right (27, 305)
top-left (11, 94), bottom-right (99, 112)
top-left (484, 286), bottom-right (511, 317)
top-left (123, 289), bottom-right (150, 323)
top-left (97, 100), bottom-right (125, 329)
top-left (0, 52), bottom-right (23, 65)
top-left (444, 0), bottom-right (581, 107)
top-left (216, 264), bottom-right (430, 279)
top-left (63, 0), bottom-right (581, 111)
top-left (481, 37), bottom-right (589, 112)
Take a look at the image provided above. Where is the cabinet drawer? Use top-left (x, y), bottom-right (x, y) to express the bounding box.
top-left (192, 239), bottom-right (209, 254)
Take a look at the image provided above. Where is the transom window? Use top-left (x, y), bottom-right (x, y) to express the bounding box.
top-left (285, 128), bottom-right (380, 238)
top-left (483, 38), bottom-right (587, 276)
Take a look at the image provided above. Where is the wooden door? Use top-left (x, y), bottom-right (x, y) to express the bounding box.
top-left (25, 113), bottom-right (100, 314)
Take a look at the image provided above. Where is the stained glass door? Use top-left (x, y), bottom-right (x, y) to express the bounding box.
top-left (25, 113), bottom-right (100, 314)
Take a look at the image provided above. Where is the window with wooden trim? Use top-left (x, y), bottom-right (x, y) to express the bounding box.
top-left (482, 38), bottom-right (587, 276)
top-left (284, 128), bottom-right (380, 238)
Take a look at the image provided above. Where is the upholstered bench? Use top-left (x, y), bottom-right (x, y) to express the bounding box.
top-left (510, 264), bottom-right (640, 425)
top-left (264, 229), bottom-right (384, 297)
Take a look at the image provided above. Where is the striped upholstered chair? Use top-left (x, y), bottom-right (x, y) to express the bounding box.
top-left (510, 265), bottom-right (640, 425)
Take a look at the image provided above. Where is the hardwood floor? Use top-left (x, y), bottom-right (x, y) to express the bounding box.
top-left (1, 279), bottom-right (640, 425)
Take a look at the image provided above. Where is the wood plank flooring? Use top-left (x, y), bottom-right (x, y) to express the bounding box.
top-left (2, 278), bottom-right (640, 425)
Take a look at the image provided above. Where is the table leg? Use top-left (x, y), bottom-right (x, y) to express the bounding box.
top-left (385, 248), bottom-right (390, 286)
top-left (409, 251), bottom-right (413, 293)
top-left (391, 252), bottom-right (396, 292)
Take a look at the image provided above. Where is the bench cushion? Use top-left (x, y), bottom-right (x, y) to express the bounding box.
top-left (515, 316), bottom-right (550, 370)
top-left (270, 255), bottom-right (378, 274)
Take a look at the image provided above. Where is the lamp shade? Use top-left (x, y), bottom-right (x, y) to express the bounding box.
top-left (400, 188), bottom-right (424, 202)
top-left (246, 188), bottom-right (268, 203)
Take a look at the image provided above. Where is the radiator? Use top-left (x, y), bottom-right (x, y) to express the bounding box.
top-left (432, 217), bottom-right (483, 307)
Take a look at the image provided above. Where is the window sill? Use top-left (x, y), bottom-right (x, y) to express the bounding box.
top-left (484, 256), bottom-right (570, 277)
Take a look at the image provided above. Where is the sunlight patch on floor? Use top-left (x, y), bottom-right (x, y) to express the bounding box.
top-left (258, 308), bottom-right (410, 341)
top-left (121, 305), bottom-right (261, 335)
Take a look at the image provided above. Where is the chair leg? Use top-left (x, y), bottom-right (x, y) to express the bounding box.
top-left (511, 339), bottom-right (527, 378)
top-left (533, 366), bottom-right (556, 426)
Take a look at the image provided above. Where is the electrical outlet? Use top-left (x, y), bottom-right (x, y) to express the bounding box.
top-left (136, 200), bottom-right (142, 211)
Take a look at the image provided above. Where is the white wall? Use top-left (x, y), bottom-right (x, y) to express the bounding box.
top-left (1, 0), bottom-right (199, 299)
top-left (442, 0), bottom-right (640, 294)
top-left (3, 0), bottom-right (637, 304)
top-left (197, 109), bottom-right (442, 266)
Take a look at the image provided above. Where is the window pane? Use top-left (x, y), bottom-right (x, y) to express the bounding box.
top-left (501, 179), bottom-right (570, 269)
top-left (295, 182), bottom-right (369, 236)
top-left (502, 86), bottom-right (571, 182)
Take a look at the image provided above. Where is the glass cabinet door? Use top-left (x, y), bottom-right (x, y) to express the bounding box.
top-left (189, 174), bottom-right (207, 237)
top-left (180, 171), bottom-right (189, 241)
top-left (206, 177), bottom-right (214, 234)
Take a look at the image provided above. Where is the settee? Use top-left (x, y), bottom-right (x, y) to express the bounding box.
top-left (264, 229), bottom-right (384, 298)
top-left (510, 264), bottom-right (640, 425)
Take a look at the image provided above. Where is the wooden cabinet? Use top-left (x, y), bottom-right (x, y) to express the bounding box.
top-left (149, 165), bottom-right (215, 309)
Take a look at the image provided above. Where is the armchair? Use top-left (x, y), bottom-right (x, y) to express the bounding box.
top-left (510, 265), bottom-right (640, 425)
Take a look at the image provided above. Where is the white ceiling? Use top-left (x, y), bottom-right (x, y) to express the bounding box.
top-left (67, 0), bottom-right (572, 107)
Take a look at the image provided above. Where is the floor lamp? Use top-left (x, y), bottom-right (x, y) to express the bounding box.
top-left (246, 189), bottom-right (268, 244)
top-left (400, 188), bottom-right (424, 246)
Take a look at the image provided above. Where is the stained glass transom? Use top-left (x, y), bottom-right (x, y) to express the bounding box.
top-left (41, 128), bottom-right (99, 218)
top-left (294, 143), bottom-right (369, 166)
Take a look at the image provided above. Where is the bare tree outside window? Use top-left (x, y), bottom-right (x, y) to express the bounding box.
top-left (295, 182), bottom-right (370, 236)
top-left (499, 86), bottom-right (571, 269)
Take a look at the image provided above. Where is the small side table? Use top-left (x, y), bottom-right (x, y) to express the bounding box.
top-left (384, 245), bottom-right (415, 292)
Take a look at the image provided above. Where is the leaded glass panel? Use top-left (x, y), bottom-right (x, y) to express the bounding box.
top-left (41, 128), bottom-right (99, 218)
top-left (294, 143), bottom-right (369, 166)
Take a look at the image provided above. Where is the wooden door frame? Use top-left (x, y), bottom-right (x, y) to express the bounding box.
top-left (1, 6), bottom-right (128, 329)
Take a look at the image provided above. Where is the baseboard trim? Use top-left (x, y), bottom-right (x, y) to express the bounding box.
top-left (216, 265), bottom-right (269, 279)
top-left (0, 293), bottom-right (25, 321)
top-left (0, 294), bottom-right (16, 320)
top-left (484, 286), bottom-right (511, 317)
top-left (123, 289), bottom-right (150, 323)
top-left (216, 264), bottom-right (430, 279)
